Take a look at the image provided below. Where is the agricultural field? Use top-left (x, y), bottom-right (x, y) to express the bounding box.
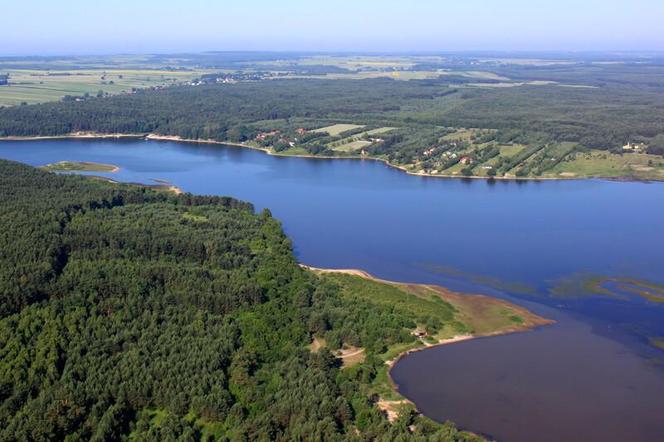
top-left (327, 127), bottom-right (396, 152)
top-left (0, 69), bottom-right (210, 106)
top-left (548, 150), bottom-right (664, 180)
top-left (312, 123), bottom-right (365, 136)
top-left (331, 140), bottom-right (372, 152)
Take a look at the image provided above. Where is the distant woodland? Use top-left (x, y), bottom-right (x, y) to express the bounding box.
top-left (1, 73), bottom-right (664, 156)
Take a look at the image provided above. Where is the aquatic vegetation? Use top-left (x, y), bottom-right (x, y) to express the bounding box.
top-left (549, 273), bottom-right (664, 304)
top-left (650, 337), bottom-right (664, 352)
top-left (420, 263), bottom-right (540, 298)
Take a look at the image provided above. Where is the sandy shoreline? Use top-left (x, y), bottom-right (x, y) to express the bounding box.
top-left (84, 174), bottom-right (183, 195)
top-left (1, 131), bottom-right (641, 182)
top-left (301, 264), bottom-right (554, 422)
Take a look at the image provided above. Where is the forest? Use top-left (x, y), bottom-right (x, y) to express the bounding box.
top-left (1, 73), bottom-right (663, 155)
top-left (0, 160), bottom-right (482, 441)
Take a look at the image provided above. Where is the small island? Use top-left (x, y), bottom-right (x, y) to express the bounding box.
top-left (41, 160), bottom-right (120, 173)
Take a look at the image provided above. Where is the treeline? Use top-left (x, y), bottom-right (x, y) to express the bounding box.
top-left (1, 76), bottom-right (663, 155)
top-left (0, 161), bottom-right (478, 441)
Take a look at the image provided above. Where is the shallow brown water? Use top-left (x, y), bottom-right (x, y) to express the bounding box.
top-left (391, 314), bottom-right (664, 442)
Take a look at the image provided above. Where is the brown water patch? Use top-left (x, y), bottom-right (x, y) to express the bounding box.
top-left (391, 316), bottom-right (664, 442)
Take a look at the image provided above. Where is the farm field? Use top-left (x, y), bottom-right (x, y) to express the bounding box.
top-left (312, 123), bottom-right (365, 136)
top-left (327, 127), bottom-right (397, 152)
top-left (330, 140), bottom-right (372, 152)
top-left (0, 69), bottom-right (210, 106)
top-left (548, 150), bottom-right (664, 179)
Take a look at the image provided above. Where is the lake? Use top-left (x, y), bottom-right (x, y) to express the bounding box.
top-left (1, 138), bottom-right (664, 441)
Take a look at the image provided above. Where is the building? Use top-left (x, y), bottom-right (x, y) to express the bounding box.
top-left (411, 328), bottom-right (428, 338)
top-left (460, 156), bottom-right (474, 165)
top-left (256, 130), bottom-right (280, 141)
top-left (0, 74), bottom-right (8, 86)
top-left (623, 142), bottom-right (645, 151)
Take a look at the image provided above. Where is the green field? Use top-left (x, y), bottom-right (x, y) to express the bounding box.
top-left (365, 127), bottom-right (397, 136)
top-left (327, 127), bottom-right (396, 152)
top-left (331, 139), bottom-right (372, 152)
top-left (312, 123), bottom-right (365, 136)
top-left (0, 69), bottom-right (210, 106)
top-left (549, 151), bottom-right (664, 179)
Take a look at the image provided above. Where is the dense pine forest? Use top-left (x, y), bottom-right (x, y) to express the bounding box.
top-left (0, 160), bottom-right (481, 441)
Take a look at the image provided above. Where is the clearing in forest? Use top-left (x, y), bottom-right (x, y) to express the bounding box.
top-left (313, 124), bottom-right (365, 136)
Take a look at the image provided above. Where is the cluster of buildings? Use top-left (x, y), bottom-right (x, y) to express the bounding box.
top-left (255, 130), bottom-right (281, 141)
top-left (195, 72), bottom-right (271, 86)
top-left (622, 142), bottom-right (646, 151)
top-left (255, 130), bottom-right (300, 148)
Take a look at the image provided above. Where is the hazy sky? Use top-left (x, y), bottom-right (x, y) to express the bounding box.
top-left (3, 0), bottom-right (664, 55)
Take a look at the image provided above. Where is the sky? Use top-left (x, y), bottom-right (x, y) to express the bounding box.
top-left (2, 0), bottom-right (664, 55)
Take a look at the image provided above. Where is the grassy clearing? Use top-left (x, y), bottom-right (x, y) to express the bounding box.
top-left (324, 273), bottom-right (549, 340)
top-left (441, 128), bottom-right (483, 142)
top-left (324, 274), bottom-right (457, 324)
top-left (331, 140), bottom-right (372, 152)
top-left (365, 127), bottom-right (397, 135)
top-left (327, 127), bottom-right (396, 152)
top-left (550, 150), bottom-right (664, 179)
top-left (312, 123), bottom-right (364, 136)
top-left (41, 160), bottom-right (119, 172)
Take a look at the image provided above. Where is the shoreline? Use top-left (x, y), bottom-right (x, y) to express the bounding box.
top-left (85, 175), bottom-right (183, 195)
top-left (2, 132), bottom-right (657, 183)
top-left (301, 264), bottom-right (555, 424)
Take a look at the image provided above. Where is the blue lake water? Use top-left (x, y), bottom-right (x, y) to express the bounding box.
top-left (1, 139), bottom-right (664, 441)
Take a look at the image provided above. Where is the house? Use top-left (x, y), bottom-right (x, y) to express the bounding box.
top-left (296, 128), bottom-right (308, 135)
top-left (255, 130), bottom-right (280, 141)
top-left (411, 328), bottom-right (428, 338)
top-left (623, 142), bottom-right (645, 151)
top-left (460, 156), bottom-right (474, 165)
